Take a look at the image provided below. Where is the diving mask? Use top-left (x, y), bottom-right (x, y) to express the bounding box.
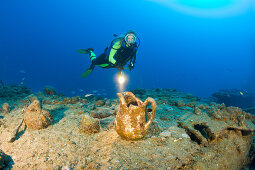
top-left (124, 34), bottom-right (137, 44)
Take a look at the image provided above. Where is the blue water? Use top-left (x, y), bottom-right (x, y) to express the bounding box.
top-left (1, 0), bottom-right (254, 98)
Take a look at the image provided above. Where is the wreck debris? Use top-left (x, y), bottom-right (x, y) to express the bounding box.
top-left (8, 118), bottom-right (25, 143)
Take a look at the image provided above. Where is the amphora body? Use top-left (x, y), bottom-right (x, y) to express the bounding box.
top-left (114, 92), bottom-right (157, 140)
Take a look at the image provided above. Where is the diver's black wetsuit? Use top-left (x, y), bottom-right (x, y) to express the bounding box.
top-left (90, 41), bottom-right (137, 69)
top-left (91, 53), bottom-right (108, 66)
top-left (79, 34), bottom-right (139, 78)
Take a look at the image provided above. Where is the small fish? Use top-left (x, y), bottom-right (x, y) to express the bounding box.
top-left (174, 138), bottom-right (182, 142)
top-left (85, 94), bottom-right (93, 98)
top-left (21, 77), bottom-right (26, 81)
top-left (71, 91), bottom-right (76, 95)
top-left (19, 70), bottom-right (26, 74)
top-left (240, 91), bottom-right (244, 95)
top-left (78, 89), bottom-right (84, 92)
top-left (20, 82), bottom-right (23, 84)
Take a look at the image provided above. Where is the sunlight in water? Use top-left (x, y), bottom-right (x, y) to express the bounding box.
top-left (145, 0), bottom-right (253, 17)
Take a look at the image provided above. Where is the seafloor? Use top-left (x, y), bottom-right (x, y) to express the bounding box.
top-left (0, 85), bottom-right (255, 169)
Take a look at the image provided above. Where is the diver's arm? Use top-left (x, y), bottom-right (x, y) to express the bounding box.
top-left (128, 55), bottom-right (136, 70)
top-left (108, 41), bottom-right (121, 64)
top-left (129, 51), bottom-right (137, 68)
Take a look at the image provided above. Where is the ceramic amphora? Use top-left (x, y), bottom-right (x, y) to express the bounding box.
top-left (114, 92), bottom-right (157, 140)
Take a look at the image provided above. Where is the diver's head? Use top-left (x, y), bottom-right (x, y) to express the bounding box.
top-left (124, 30), bottom-right (137, 45)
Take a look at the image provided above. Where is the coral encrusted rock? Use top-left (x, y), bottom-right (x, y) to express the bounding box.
top-left (80, 114), bottom-right (100, 134)
top-left (2, 103), bottom-right (10, 114)
top-left (24, 100), bottom-right (53, 130)
top-left (95, 100), bottom-right (105, 107)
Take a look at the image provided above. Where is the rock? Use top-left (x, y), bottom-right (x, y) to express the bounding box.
top-left (212, 89), bottom-right (255, 109)
top-left (95, 100), bottom-right (105, 107)
top-left (189, 129), bottom-right (253, 169)
top-left (91, 104), bottom-right (96, 110)
top-left (160, 131), bottom-right (172, 137)
top-left (245, 113), bottom-right (255, 125)
top-left (61, 166), bottom-right (71, 170)
top-left (208, 108), bottom-right (223, 120)
top-left (71, 97), bottom-right (79, 104)
top-left (130, 88), bottom-right (146, 96)
top-left (2, 103), bottom-right (10, 114)
top-left (75, 110), bottom-right (84, 115)
top-left (80, 98), bottom-right (88, 103)
top-left (194, 107), bottom-right (201, 115)
top-left (0, 149), bottom-right (9, 169)
top-left (227, 106), bottom-right (242, 118)
top-left (237, 114), bottom-right (246, 127)
top-left (244, 106), bottom-right (255, 115)
top-left (43, 86), bottom-right (56, 95)
top-left (26, 94), bottom-right (39, 103)
top-left (176, 100), bottom-right (185, 107)
top-left (80, 114), bottom-right (100, 134)
top-left (198, 104), bottom-right (209, 110)
top-left (0, 81), bottom-right (31, 98)
top-left (90, 108), bottom-right (112, 119)
top-left (186, 102), bottom-right (195, 108)
top-left (178, 121), bottom-right (209, 146)
top-left (105, 100), bottom-right (111, 107)
top-left (24, 100), bottom-right (53, 130)
top-left (147, 121), bottom-right (161, 136)
top-left (181, 134), bottom-right (189, 138)
top-left (62, 97), bottom-right (71, 104)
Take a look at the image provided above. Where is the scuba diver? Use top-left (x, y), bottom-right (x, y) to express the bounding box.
top-left (77, 30), bottom-right (139, 78)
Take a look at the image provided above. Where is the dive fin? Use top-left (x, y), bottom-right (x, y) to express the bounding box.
top-left (77, 49), bottom-right (89, 54)
top-left (77, 48), bottom-right (94, 54)
top-left (81, 68), bottom-right (93, 78)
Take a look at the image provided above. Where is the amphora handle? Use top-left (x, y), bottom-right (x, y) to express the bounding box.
top-left (143, 97), bottom-right (157, 131)
top-left (117, 93), bottom-right (126, 108)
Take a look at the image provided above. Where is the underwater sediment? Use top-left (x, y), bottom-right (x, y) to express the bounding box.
top-left (0, 84), bottom-right (254, 169)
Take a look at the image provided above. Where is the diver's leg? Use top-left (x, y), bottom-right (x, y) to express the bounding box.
top-left (79, 49), bottom-right (103, 78)
top-left (81, 53), bottom-right (110, 78)
top-left (91, 53), bottom-right (109, 67)
top-left (89, 50), bottom-right (97, 61)
top-left (77, 48), bottom-right (96, 61)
